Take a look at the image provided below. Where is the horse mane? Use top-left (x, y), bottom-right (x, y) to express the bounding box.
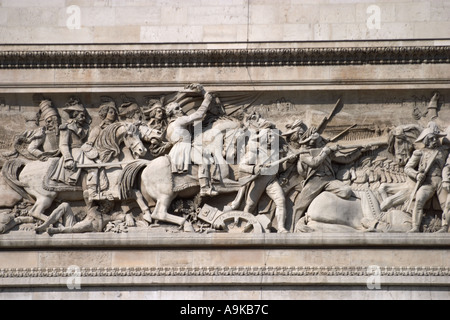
top-left (94, 122), bottom-right (126, 163)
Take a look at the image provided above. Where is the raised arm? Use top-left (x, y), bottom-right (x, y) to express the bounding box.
top-left (300, 148), bottom-right (331, 169)
top-left (177, 92), bottom-right (214, 127)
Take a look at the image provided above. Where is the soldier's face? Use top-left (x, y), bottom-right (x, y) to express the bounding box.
top-left (75, 112), bottom-right (86, 125)
top-left (106, 108), bottom-right (117, 122)
top-left (425, 134), bottom-right (439, 149)
top-left (45, 116), bottom-right (58, 131)
top-left (173, 106), bottom-right (185, 117)
top-left (155, 108), bottom-right (164, 120)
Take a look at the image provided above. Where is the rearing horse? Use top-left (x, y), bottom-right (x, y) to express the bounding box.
top-left (1, 122), bottom-right (146, 221)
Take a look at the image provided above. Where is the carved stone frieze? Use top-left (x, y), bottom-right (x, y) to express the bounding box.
top-left (0, 46), bottom-right (449, 69)
top-left (0, 85), bottom-right (449, 237)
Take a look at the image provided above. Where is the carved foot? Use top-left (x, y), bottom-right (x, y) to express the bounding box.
top-left (200, 187), bottom-right (219, 197)
top-left (277, 228), bottom-right (289, 234)
top-left (143, 210), bottom-right (152, 224)
top-left (47, 227), bottom-right (63, 235)
top-left (407, 226), bottom-right (420, 233)
top-left (35, 224), bottom-right (48, 234)
top-left (125, 213), bottom-right (136, 227)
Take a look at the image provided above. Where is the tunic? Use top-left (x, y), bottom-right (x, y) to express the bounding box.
top-left (51, 120), bottom-right (90, 185)
top-left (167, 102), bottom-right (209, 173)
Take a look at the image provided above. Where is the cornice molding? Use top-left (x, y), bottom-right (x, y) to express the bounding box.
top-left (0, 46), bottom-right (449, 69)
top-left (1, 233), bottom-right (449, 249)
top-left (1, 266), bottom-right (448, 279)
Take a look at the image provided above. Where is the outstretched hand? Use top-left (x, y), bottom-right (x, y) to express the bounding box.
top-left (184, 83), bottom-right (206, 95)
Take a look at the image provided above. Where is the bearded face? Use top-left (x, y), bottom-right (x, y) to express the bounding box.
top-left (45, 116), bottom-right (60, 132)
top-left (73, 111), bottom-right (87, 126)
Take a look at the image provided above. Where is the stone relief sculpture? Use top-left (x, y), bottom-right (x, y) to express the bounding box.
top-left (0, 85), bottom-right (448, 235)
top-left (3, 99), bottom-right (61, 162)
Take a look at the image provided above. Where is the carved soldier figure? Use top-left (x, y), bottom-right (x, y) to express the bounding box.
top-left (404, 124), bottom-right (449, 233)
top-left (87, 97), bottom-right (119, 145)
top-left (0, 209), bottom-right (34, 234)
top-left (352, 157), bottom-right (372, 189)
top-left (35, 200), bottom-right (124, 234)
top-left (51, 98), bottom-right (90, 186)
top-left (143, 98), bottom-right (173, 159)
top-left (293, 129), bottom-right (367, 223)
top-left (6, 99), bottom-right (60, 161)
top-left (83, 97), bottom-right (119, 201)
top-left (145, 98), bottom-right (168, 134)
top-left (166, 84), bottom-right (217, 197)
top-left (239, 128), bottom-right (290, 233)
top-left (282, 119), bottom-right (308, 150)
top-left (437, 156), bottom-right (450, 233)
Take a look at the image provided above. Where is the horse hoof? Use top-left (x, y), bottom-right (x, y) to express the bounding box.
top-left (183, 222), bottom-right (195, 233)
top-left (143, 211), bottom-right (152, 224)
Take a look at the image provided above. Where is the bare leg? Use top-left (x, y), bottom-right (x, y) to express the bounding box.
top-left (266, 181), bottom-right (288, 233)
top-left (48, 219), bottom-right (94, 235)
top-left (408, 186), bottom-right (435, 233)
top-left (35, 203), bottom-right (75, 233)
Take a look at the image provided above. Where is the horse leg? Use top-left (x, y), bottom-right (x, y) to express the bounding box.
top-left (151, 195), bottom-right (194, 232)
top-left (151, 195), bottom-right (180, 224)
top-left (28, 194), bottom-right (55, 222)
top-left (131, 189), bottom-right (152, 224)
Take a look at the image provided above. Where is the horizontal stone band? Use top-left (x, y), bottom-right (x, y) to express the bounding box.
top-left (0, 46), bottom-right (449, 69)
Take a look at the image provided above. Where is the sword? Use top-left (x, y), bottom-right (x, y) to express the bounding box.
top-left (75, 161), bottom-right (137, 169)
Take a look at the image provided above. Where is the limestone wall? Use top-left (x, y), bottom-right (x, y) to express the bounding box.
top-left (0, 0), bottom-right (449, 44)
top-left (0, 233), bottom-right (449, 300)
top-left (1, 0), bottom-right (449, 301)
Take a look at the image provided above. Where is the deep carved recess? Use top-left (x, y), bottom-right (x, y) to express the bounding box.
top-left (0, 46), bottom-right (449, 69)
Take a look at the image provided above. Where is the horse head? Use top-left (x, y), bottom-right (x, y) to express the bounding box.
top-left (388, 124), bottom-right (423, 166)
top-left (122, 123), bottom-right (147, 159)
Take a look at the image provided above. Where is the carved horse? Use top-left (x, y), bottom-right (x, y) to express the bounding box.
top-left (0, 122), bottom-right (146, 222)
top-left (119, 117), bottom-right (244, 230)
top-left (295, 123), bottom-right (450, 233)
top-left (295, 190), bottom-right (414, 233)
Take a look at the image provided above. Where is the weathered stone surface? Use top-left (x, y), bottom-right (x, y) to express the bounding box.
top-left (0, 0), bottom-right (449, 300)
top-left (0, 0), bottom-right (449, 43)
